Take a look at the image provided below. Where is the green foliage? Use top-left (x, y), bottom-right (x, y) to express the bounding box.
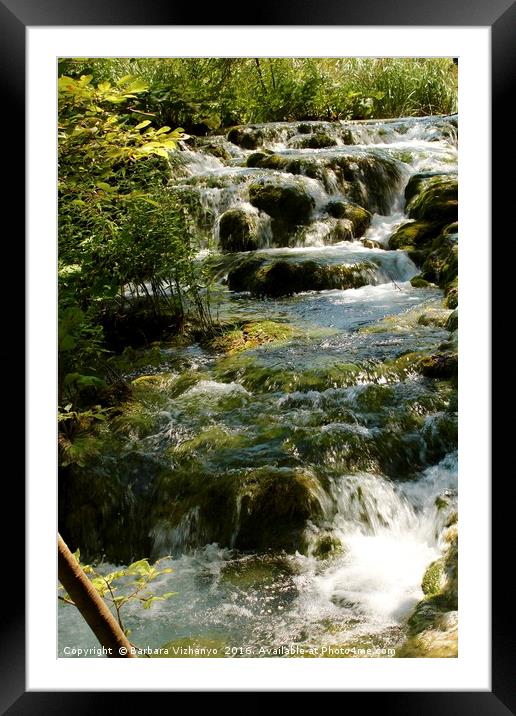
top-left (58, 57), bottom-right (457, 127)
top-left (58, 72), bottom-right (216, 437)
top-left (59, 550), bottom-right (176, 635)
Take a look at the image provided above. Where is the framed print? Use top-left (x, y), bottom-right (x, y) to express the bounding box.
top-left (2, 0), bottom-right (510, 709)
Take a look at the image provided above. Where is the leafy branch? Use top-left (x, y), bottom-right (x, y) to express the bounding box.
top-left (58, 549), bottom-right (177, 640)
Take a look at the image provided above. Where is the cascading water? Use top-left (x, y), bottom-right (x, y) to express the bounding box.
top-left (59, 114), bottom-right (458, 657)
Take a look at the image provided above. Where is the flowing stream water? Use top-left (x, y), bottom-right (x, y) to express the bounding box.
top-left (59, 114), bottom-right (458, 657)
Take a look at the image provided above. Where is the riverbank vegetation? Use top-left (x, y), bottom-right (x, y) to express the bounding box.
top-left (59, 57), bottom-right (458, 130)
top-left (58, 72), bottom-right (216, 461)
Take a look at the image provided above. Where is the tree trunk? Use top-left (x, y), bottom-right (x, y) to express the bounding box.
top-left (254, 58), bottom-right (267, 95)
top-left (57, 534), bottom-right (136, 658)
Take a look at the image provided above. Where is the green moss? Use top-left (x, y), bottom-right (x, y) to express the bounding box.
top-left (397, 616), bottom-right (457, 658)
top-left (218, 208), bottom-right (260, 252)
top-left (406, 174), bottom-right (458, 224)
top-left (422, 559), bottom-right (445, 596)
top-left (410, 275), bottom-right (433, 288)
top-left (312, 533), bottom-right (343, 560)
top-left (418, 352), bottom-right (458, 380)
top-left (111, 402), bottom-right (158, 439)
top-left (297, 132), bottom-right (337, 149)
top-left (246, 149), bottom-right (272, 167)
top-left (131, 374), bottom-right (165, 387)
top-left (444, 277), bottom-right (458, 308)
top-left (443, 530), bottom-right (458, 607)
top-left (388, 220), bottom-right (441, 251)
top-left (248, 181), bottom-right (315, 225)
top-left (398, 524), bottom-right (458, 658)
top-left (228, 258), bottom-right (375, 297)
top-left (202, 143), bottom-right (231, 161)
top-left (227, 125), bottom-right (263, 149)
top-left (224, 255), bottom-right (266, 292)
top-left (209, 320), bottom-right (293, 354)
top-left (165, 370), bottom-right (212, 399)
top-left (255, 154), bottom-right (326, 185)
top-left (235, 466), bottom-right (327, 552)
top-left (446, 309), bottom-right (458, 332)
top-left (420, 236), bottom-right (458, 289)
top-left (172, 426), bottom-right (246, 457)
top-left (435, 495), bottom-right (450, 511)
top-left (417, 308), bottom-right (451, 328)
top-left (326, 200), bottom-right (372, 237)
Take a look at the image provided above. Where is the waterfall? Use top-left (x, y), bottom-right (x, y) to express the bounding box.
top-left (59, 113), bottom-right (458, 658)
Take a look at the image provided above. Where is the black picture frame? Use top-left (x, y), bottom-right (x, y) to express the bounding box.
top-left (2, 0), bottom-right (509, 710)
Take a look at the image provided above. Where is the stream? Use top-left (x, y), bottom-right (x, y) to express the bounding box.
top-left (59, 114), bottom-right (458, 658)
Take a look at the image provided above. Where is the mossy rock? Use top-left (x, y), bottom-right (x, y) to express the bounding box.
top-left (202, 143), bottom-right (231, 161)
top-left (340, 128), bottom-right (354, 145)
top-left (228, 258), bottom-right (375, 297)
top-left (150, 469), bottom-right (240, 550)
top-left (399, 520), bottom-right (459, 657)
top-left (326, 200), bottom-right (372, 237)
top-left (388, 220), bottom-right (441, 251)
top-left (444, 277), bottom-right (458, 308)
top-left (248, 182), bottom-right (315, 225)
top-left (130, 374), bottom-right (165, 387)
top-left (322, 218), bottom-right (354, 244)
top-left (246, 149), bottom-right (273, 167)
top-left (225, 255), bottom-right (266, 292)
top-left (327, 154), bottom-right (403, 215)
top-left (361, 239), bottom-right (384, 249)
top-left (252, 153), bottom-right (327, 187)
top-left (209, 320), bottom-right (293, 354)
top-left (218, 207), bottom-right (260, 252)
top-left (442, 530), bottom-right (458, 607)
top-left (417, 308), bottom-right (451, 328)
top-left (410, 275), bottom-right (433, 288)
top-left (446, 309), bottom-right (458, 332)
top-left (422, 559), bottom-right (446, 596)
top-left (311, 533), bottom-right (343, 560)
top-left (227, 125), bottom-right (263, 149)
top-left (216, 355), bottom-right (363, 394)
top-left (297, 132), bottom-right (337, 149)
top-left (165, 370), bottom-right (211, 399)
top-left (397, 613), bottom-right (458, 658)
top-left (418, 352), bottom-right (458, 380)
top-left (420, 235), bottom-right (458, 289)
top-left (111, 403), bottom-right (158, 439)
top-left (151, 463), bottom-right (328, 555)
top-left (235, 466), bottom-right (327, 552)
top-left (404, 171), bottom-right (453, 203)
top-left (406, 174), bottom-right (458, 224)
top-left (172, 426), bottom-right (246, 457)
